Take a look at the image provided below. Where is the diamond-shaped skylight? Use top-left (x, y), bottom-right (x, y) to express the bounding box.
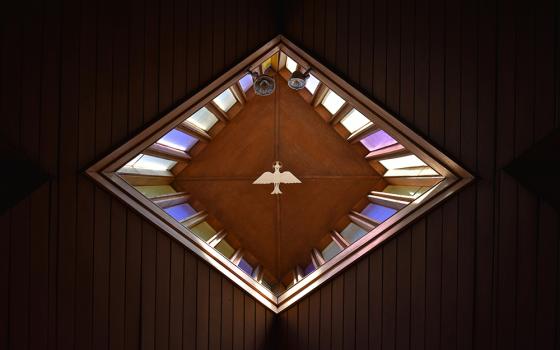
top-left (87, 36), bottom-right (472, 313)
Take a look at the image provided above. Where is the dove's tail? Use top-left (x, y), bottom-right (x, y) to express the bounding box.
top-left (271, 184), bottom-right (282, 194)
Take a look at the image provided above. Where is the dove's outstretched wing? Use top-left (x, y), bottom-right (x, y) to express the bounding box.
top-left (279, 171), bottom-right (301, 184)
top-left (253, 171), bottom-right (275, 184)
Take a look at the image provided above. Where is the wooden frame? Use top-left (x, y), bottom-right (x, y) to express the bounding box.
top-left (86, 35), bottom-right (473, 313)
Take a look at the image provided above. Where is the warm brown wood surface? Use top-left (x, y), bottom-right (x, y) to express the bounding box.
top-left (0, 0), bottom-right (277, 349)
top-left (176, 79), bottom-right (381, 279)
top-left (277, 0), bottom-right (560, 349)
top-left (1, 0), bottom-right (559, 348)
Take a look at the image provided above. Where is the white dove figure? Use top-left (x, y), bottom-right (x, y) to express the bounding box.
top-left (253, 161), bottom-right (301, 194)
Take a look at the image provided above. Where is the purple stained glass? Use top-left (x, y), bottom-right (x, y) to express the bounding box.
top-left (360, 130), bottom-right (397, 151)
top-left (361, 203), bottom-right (397, 223)
top-left (238, 258), bottom-right (253, 276)
top-left (239, 74), bottom-right (254, 92)
top-left (303, 263), bottom-right (316, 276)
top-left (158, 129), bottom-right (198, 151)
top-left (164, 203), bottom-right (197, 222)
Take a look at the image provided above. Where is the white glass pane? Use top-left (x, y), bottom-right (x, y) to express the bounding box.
top-left (185, 107), bottom-right (219, 131)
top-left (340, 109), bottom-right (372, 133)
top-left (305, 74), bottom-right (320, 94)
top-left (379, 154), bottom-right (427, 169)
top-left (213, 89), bottom-right (237, 112)
top-left (286, 56), bottom-right (298, 73)
top-left (132, 154), bottom-right (177, 171)
top-left (125, 154), bottom-right (142, 167)
top-left (321, 90), bottom-right (345, 114)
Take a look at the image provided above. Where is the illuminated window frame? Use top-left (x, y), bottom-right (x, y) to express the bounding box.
top-left (86, 36), bottom-right (473, 313)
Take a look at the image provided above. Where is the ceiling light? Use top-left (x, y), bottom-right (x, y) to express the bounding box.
top-left (250, 71), bottom-right (275, 96)
top-left (288, 68), bottom-right (312, 90)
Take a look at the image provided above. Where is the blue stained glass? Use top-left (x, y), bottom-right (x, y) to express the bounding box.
top-left (164, 203), bottom-right (197, 222)
top-left (239, 74), bottom-right (254, 92)
top-left (361, 203), bottom-right (397, 223)
top-left (157, 129), bottom-right (198, 151)
top-left (238, 258), bottom-right (253, 276)
top-left (303, 263), bottom-right (316, 276)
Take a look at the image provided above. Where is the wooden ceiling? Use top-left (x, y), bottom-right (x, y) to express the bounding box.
top-left (175, 76), bottom-right (383, 280)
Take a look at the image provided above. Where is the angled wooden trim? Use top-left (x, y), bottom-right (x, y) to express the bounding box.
top-left (152, 192), bottom-right (190, 208)
top-left (181, 211), bottom-right (207, 228)
top-left (349, 211), bottom-right (379, 229)
top-left (329, 103), bottom-right (353, 125)
top-left (365, 144), bottom-right (407, 159)
top-left (347, 124), bottom-right (380, 143)
top-left (311, 83), bottom-right (329, 107)
top-left (208, 230), bottom-right (227, 247)
top-left (384, 176), bottom-right (444, 187)
top-left (144, 143), bottom-right (191, 161)
top-left (311, 248), bottom-right (325, 267)
top-left (206, 102), bottom-right (230, 122)
top-left (331, 230), bottom-right (350, 249)
top-left (230, 249), bottom-right (244, 265)
top-left (295, 266), bottom-right (304, 281)
top-left (176, 122), bottom-right (212, 142)
top-left (230, 83), bottom-right (246, 105)
top-left (252, 265), bottom-right (263, 281)
top-left (368, 194), bottom-right (409, 210)
top-left (369, 190), bottom-right (416, 202)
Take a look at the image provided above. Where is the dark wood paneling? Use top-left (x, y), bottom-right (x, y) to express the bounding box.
top-left (0, 0), bottom-right (277, 349)
top-left (279, 0), bottom-right (560, 349)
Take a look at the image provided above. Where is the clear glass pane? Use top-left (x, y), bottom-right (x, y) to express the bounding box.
top-left (321, 241), bottom-right (342, 261)
top-left (213, 88), bottom-right (237, 112)
top-left (135, 185), bottom-right (176, 198)
top-left (286, 56), bottom-right (298, 73)
top-left (185, 107), bottom-right (219, 131)
top-left (340, 222), bottom-right (368, 244)
top-left (305, 74), bottom-right (320, 94)
top-left (321, 90), bottom-right (346, 115)
top-left (379, 154), bottom-right (427, 169)
top-left (130, 154), bottom-right (177, 171)
top-left (340, 109), bottom-right (372, 133)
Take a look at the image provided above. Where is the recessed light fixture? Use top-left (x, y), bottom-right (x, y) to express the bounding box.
top-left (250, 71), bottom-right (276, 96)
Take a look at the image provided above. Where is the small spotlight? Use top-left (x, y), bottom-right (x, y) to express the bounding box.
top-left (288, 68), bottom-right (312, 90)
top-left (250, 71), bottom-right (275, 96)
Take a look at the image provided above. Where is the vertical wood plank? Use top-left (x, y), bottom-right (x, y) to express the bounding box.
top-left (395, 230), bottom-right (411, 350)
top-left (209, 269), bottom-right (222, 350)
top-left (124, 212), bottom-right (142, 350)
top-left (170, 242), bottom-right (185, 350)
top-left (343, 265), bottom-right (356, 350)
top-left (410, 220), bottom-right (426, 350)
top-left (196, 261), bottom-right (210, 350)
top-left (319, 284), bottom-right (332, 350)
top-left (183, 252), bottom-right (197, 350)
top-left (140, 222), bottom-right (157, 350)
top-left (369, 250), bottom-right (383, 350)
top-left (109, 201), bottom-right (127, 350)
top-left (221, 279), bottom-right (233, 350)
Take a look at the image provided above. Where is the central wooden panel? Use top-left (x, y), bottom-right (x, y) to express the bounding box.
top-left (176, 79), bottom-right (382, 279)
